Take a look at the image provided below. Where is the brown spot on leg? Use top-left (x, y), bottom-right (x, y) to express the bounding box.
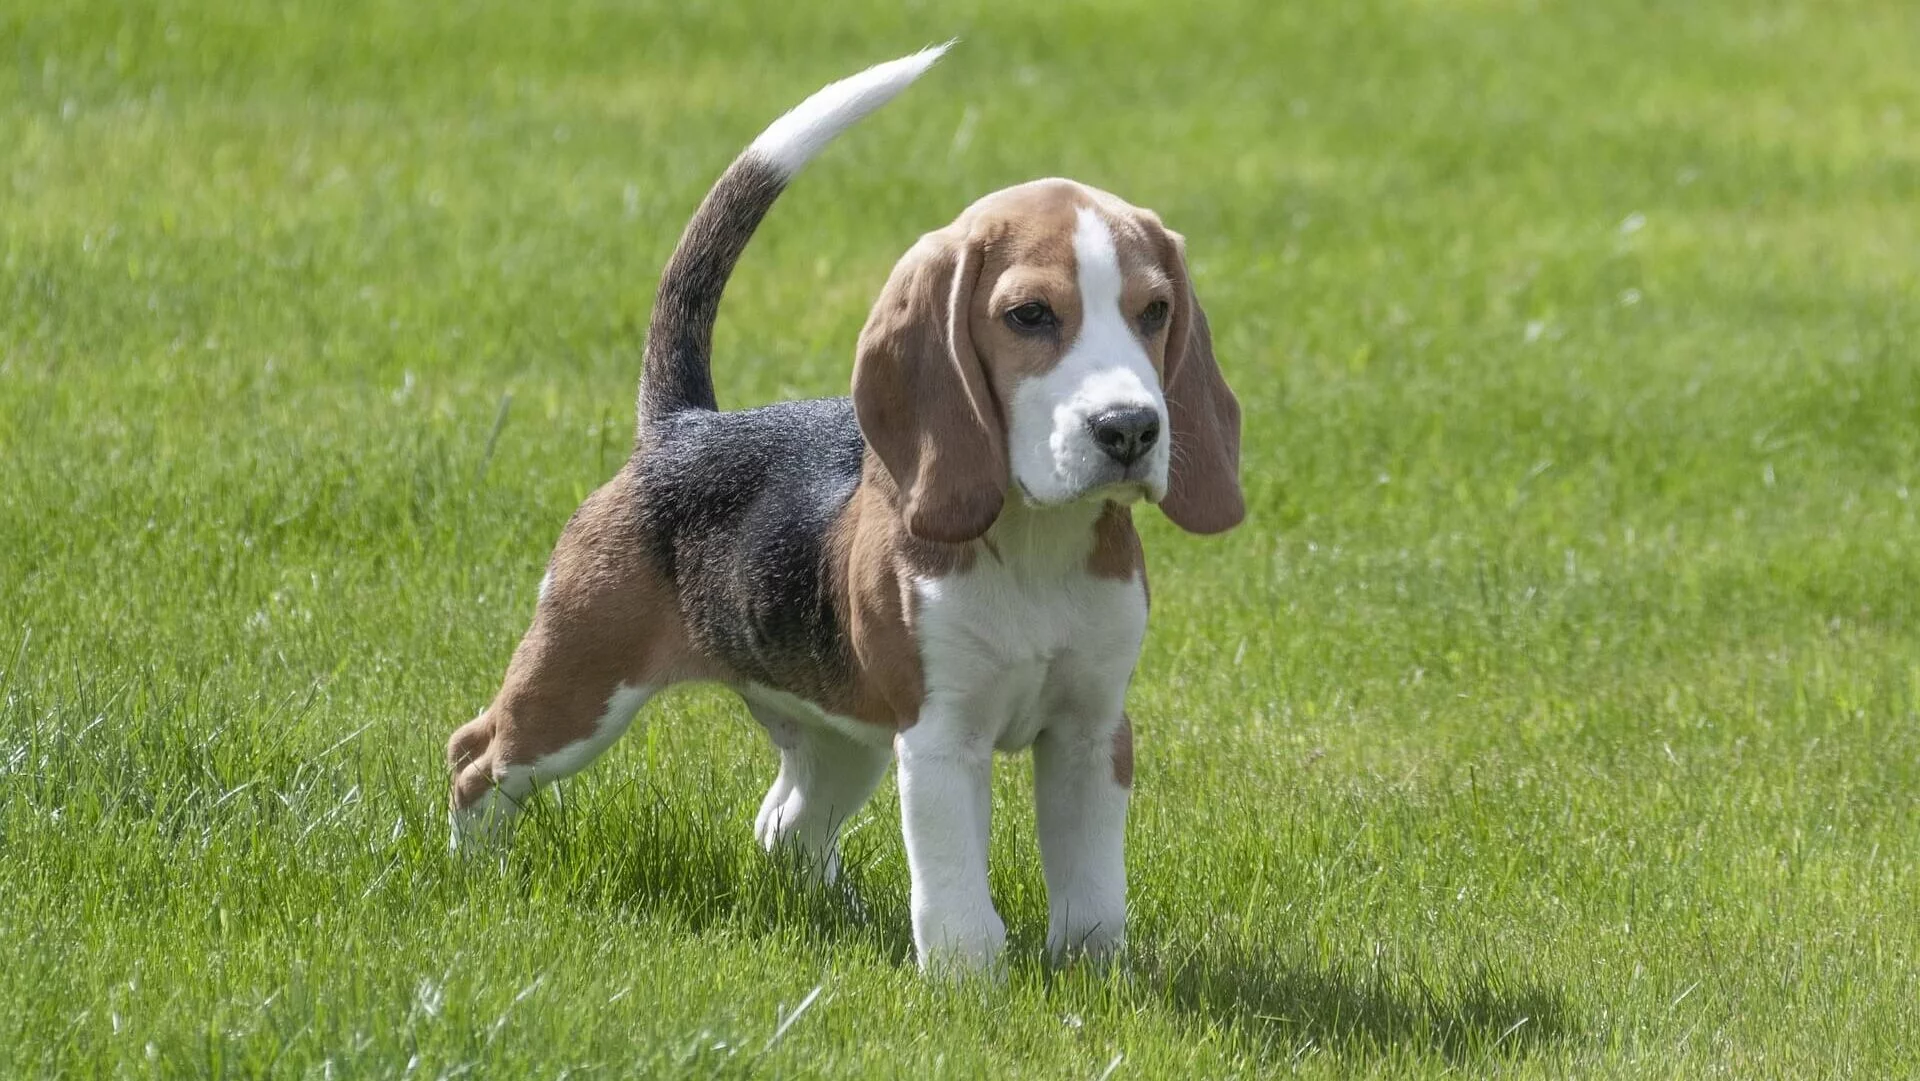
top-left (1111, 715), bottom-right (1134, 788)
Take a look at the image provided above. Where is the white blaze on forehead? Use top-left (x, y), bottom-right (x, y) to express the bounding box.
top-left (1072, 206), bottom-right (1124, 315)
top-left (1066, 207), bottom-right (1162, 413)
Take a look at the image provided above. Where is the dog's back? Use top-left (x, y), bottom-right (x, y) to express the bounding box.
top-left (636, 399), bottom-right (865, 703)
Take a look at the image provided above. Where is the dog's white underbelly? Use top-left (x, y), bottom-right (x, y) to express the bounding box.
top-left (739, 682), bottom-right (895, 748)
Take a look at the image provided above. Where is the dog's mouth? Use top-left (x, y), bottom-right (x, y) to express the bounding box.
top-left (1015, 473), bottom-right (1157, 509)
top-left (1098, 479), bottom-right (1156, 505)
top-left (1090, 459), bottom-right (1162, 505)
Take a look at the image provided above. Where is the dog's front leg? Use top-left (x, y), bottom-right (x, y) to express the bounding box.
top-left (896, 710), bottom-right (1004, 973)
top-left (1033, 713), bottom-right (1131, 963)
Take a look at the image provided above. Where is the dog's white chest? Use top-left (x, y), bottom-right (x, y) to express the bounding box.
top-left (913, 558), bottom-right (1147, 752)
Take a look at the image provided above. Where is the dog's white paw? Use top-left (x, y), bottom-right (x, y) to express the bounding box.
top-left (913, 902), bottom-right (1008, 975)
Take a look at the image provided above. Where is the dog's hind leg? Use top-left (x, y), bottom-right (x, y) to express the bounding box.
top-left (447, 481), bottom-right (695, 852)
top-left (449, 683), bottom-right (657, 852)
top-left (747, 700), bottom-right (893, 882)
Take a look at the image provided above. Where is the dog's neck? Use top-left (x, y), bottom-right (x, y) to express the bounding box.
top-left (848, 452), bottom-right (1136, 586)
top-left (970, 496), bottom-right (1113, 578)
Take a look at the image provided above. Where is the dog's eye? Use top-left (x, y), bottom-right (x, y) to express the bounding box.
top-left (1140, 299), bottom-right (1171, 330)
top-left (1005, 302), bottom-right (1057, 331)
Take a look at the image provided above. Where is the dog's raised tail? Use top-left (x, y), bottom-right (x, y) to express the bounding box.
top-left (637, 44), bottom-right (952, 424)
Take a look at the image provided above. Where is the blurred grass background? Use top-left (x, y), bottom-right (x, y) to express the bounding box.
top-left (2, 0), bottom-right (1917, 1076)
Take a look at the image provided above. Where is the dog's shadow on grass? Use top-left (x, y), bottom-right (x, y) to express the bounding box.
top-left (520, 789), bottom-right (1572, 1066)
top-left (516, 784), bottom-right (919, 955)
top-left (1129, 943), bottom-right (1574, 1065)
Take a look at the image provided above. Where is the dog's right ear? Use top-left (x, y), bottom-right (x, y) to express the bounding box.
top-left (853, 227), bottom-right (1007, 543)
top-left (1155, 227), bottom-right (1244, 535)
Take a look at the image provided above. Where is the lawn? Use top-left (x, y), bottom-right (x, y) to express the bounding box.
top-left (3, 0), bottom-right (1918, 1076)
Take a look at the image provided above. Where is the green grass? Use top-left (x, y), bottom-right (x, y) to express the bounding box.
top-left (4, 0), bottom-right (1918, 1075)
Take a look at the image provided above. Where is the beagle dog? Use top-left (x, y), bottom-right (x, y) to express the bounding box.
top-left (446, 44), bottom-right (1242, 971)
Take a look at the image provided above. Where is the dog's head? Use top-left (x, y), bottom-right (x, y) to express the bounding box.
top-left (854, 178), bottom-right (1242, 543)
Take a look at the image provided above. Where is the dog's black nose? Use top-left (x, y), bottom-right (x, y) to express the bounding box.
top-left (1087, 407), bottom-right (1161, 467)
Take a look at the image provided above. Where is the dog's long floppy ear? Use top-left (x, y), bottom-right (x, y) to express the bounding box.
top-left (853, 227), bottom-right (1007, 543)
top-left (1158, 229), bottom-right (1244, 534)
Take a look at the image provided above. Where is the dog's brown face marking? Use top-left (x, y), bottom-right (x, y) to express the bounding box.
top-left (960, 181), bottom-right (1180, 390)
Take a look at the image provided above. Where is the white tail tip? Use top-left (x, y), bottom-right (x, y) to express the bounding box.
top-left (745, 42), bottom-right (954, 177)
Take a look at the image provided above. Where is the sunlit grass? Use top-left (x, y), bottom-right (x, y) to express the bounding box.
top-left (3, 0), bottom-right (1917, 1076)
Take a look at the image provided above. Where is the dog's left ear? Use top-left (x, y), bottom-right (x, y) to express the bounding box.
top-left (853, 225), bottom-right (1008, 543)
top-left (1156, 228), bottom-right (1244, 534)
